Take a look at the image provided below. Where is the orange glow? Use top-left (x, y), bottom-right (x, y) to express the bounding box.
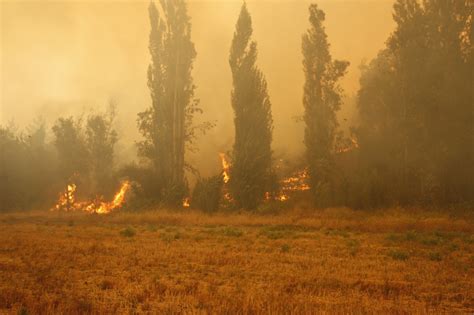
top-left (52, 181), bottom-right (131, 214)
top-left (182, 197), bottom-right (190, 208)
top-left (219, 153), bottom-right (230, 183)
top-left (280, 169), bottom-right (310, 192)
top-left (336, 137), bottom-right (359, 154)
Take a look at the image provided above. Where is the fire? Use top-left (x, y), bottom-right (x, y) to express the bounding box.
top-left (52, 180), bottom-right (131, 214)
top-left (280, 169), bottom-right (310, 192)
top-left (219, 153), bottom-right (230, 183)
top-left (54, 184), bottom-right (77, 211)
top-left (217, 152), bottom-right (309, 203)
top-left (336, 137), bottom-right (359, 154)
top-left (182, 197), bottom-right (190, 207)
top-left (274, 169), bottom-right (310, 201)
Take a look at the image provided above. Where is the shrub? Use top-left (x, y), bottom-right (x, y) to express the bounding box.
top-left (259, 226), bottom-right (296, 239)
top-left (388, 250), bottom-right (409, 261)
top-left (405, 231), bottom-right (417, 241)
top-left (280, 244), bottom-right (290, 253)
top-left (420, 236), bottom-right (441, 246)
top-left (385, 233), bottom-right (400, 242)
top-left (120, 226), bottom-right (136, 237)
top-left (221, 227), bottom-right (243, 237)
top-left (346, 239), bottom-right (360, 256)
top-left (191, 175), bottom-right (223, 213)
top-left (429, 251), bottom-right (442, 261)
top-left (147, 224), bottom-right (158, 232)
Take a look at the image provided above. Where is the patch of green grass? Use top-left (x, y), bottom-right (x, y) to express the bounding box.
top-left (448, 243), bottom-right (459, 252)
top-left (220, 227), bottom-right (243, 237)
top-left (463, 234), bottom-right (474, 244)
top-left (404, 231), bottom-right (417, 241)
top-left (428, 251), bottom-right (442, 261)
top-left (346, 239), bottom-right (361, 256)
top-left (260, 230), bottom-right (290, 239)
top-left (385, 233), bottom-right (401, 242)
top-left (160, 232), bottom-right (182, 242)
top-left (120, 227), bottom-right (136, 237)
top-left (388, 249), bottom-right (409, 261)
top-left (164, 226), bottom-right (178, 233)
top-left (260, 225), bottom-right (305, 239)
top-left (18, 306), bottom-right (28, 315)
top-left (420, 235), bottom-right (442, 246)
top-left (147, 224), bottom-right (158, 232)
top-left (325, 229), bottom-right (350, 238)
top-left (280, 243), bottom-right (290, 253)
top-left (160, 233), bottom-right (174, 242)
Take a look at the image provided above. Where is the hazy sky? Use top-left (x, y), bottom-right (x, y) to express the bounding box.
top-left (1, 0), bottom-right (395, 176)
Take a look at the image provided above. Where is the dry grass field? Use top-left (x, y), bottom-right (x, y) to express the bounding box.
top-left (0, 208), bottom-right (473, 314)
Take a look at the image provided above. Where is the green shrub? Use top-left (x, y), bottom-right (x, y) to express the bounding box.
top-left (220, 227), bottom-right (243, 237)
top-left (147, 224), bottom-right (158, 232)
top-left (429, 251), bottom-right (442, 261)
top-left (346, 239), bottom-right (360, 256)
top-left (385, 233), bottom-right (400, 242)
top-left (420, 236), bottom-right (441, 246)
top-left (259, 226), bottom-right (296, 239)
top-left (280, 244), bottom-right (290, 253)
top-left (388, 249), bottom-right (409, 261)
top-left (405, 231), bottom-right (417, 241)
top-left (120, 226), bottom-right (136, 237)
top-left (191, 175), bottom-right (223, 213)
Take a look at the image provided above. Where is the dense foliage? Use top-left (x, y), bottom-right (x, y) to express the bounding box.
top-left (302, 4), bottom-right (349, 207)
top-left (228, 3), bottom-right (273, 210)
top-left (137, 0), bottom-right (199, 206)
top-left (349, 0), bottom-right (473, 207)
top-left (0, 0), bottom-right (472, 212)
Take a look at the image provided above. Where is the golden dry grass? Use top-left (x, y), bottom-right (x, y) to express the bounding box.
top-left (0, 208), bottom-right (473, 314)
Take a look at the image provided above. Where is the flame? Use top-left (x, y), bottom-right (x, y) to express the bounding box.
top-left (216, 152), bottom-right (309, 203)
top-left (280, 169), bottom-right (310, 192)
top-left (52, 181), bottom-right (131, 214)
top-left (223, 192), bottom-right (232, 202)
top-left (337, 137), bottom-right (359, 154)
top-left (110, 181), bottom-right (131, 209)
top-left (273, 169), bottom-right (310, 202)
top-left (54, 184), bottom-right (77, 211)
top-left (219, 153), bottom-right (230, 183)
top-left (182, 197), bottom-right (190, 207)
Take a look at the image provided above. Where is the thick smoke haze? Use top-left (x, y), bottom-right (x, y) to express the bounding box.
top-left (0, 0), bottom-right (394, 177)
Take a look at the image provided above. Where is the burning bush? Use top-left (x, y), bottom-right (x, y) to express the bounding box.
top-left (52, 180), bottom-right (131, 214)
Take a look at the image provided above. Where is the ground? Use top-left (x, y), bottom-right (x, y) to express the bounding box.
top-left (0, 208), bottom-right (473, 314)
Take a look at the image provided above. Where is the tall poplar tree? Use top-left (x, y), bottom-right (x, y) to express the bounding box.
top-left (137, 0), bottom-right (198, 205)
top-left (302, 4), bottom-right (349, 207)
top-left (229, 3), bottom-right (273, 210)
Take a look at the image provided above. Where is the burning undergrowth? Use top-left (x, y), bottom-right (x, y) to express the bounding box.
top-left (185, 153), bottom-right (311, 210)
top-left (52, 180), bottom-right (131, 214)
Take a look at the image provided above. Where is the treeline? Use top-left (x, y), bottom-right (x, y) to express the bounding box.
top-left (0, 109), bottom-right (118, 211)
top-left (0, 0), bottom-right (472, 212)
top-left (347, 0), bottom-right (473, 208)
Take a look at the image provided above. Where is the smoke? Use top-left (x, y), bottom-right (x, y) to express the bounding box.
top-left (0, 0), bottom-right (394, 178)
